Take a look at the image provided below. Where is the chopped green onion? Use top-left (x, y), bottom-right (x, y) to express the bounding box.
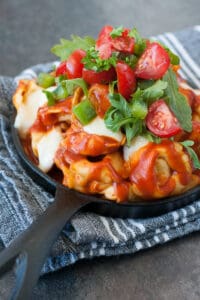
top-left (43, 90), bottom-right (56, 106)
top-left (53, 85), bottom-right (68, 100)
top-left (73, 99), bottom-right (96, 125)
top-left (37, 73), bottom-right (55, 88)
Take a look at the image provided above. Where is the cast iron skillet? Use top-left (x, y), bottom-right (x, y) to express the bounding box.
top-left (1, 118), bottom-right (200, 300)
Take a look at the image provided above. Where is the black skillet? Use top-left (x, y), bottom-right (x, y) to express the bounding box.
top-left (1, 118), bottom-right (200, 300)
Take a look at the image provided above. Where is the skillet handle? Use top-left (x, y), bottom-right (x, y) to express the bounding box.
top-left (0, 185), bottom-right (90, 300)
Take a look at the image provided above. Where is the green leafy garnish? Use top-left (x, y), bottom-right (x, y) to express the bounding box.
top-left (181, 140), bottom-right (200, 169)
top-left (165, 47), bottom-right (180, 65)
top-left (110, 26), bottom-right (124, 38)
top-left (132, 80), bottom-right (168, 103)
top-left (62, 78), bottom-right (88, 96)
top-left (128, 28), bottom-right (146, 55)
top-left (104, 80), bottom-right (168, 145)
top-left (82, 47), bottom-right (117, 71)
top-left (104, 93), bottom-right (145, 145)
top-left (51, 35), bottom-right (95, 61)
top-left (163, 69), bottom-right (192, 132)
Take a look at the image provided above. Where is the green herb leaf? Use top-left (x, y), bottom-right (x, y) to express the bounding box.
top-left (110, 26), bottom-right (124, 38)
top-left (163, 69), bottom-right (192, 132)
top-left (82, 47), bottom-right (117, 71)
top-left (181, 140), bottom-right (200, 169)
top-left (51, 35), bottom-right (95, 61)
top-left (128, 28), bottom-right (146, 55)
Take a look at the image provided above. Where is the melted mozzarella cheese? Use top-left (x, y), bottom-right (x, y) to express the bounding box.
top-left (123, 136), bottom-right (149, 161)
top-left (14, 86), bottom-right (56, 137)
top-left (37, 128), bottom-right (63, 173)
top-left (83, 116), bottom-right (124, 142)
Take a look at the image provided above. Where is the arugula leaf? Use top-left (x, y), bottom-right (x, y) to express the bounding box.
top-left (110, 26), bottom-right (124, 38)
top-left (104, 93), bottom-right (146, 145)
top-left (131, 80), bottom-right (168, 103)
top-left (51, 35), bottom-right (95, 61)
top-left (163, 69), bottom-right (192, 132)
top-left (128, 28), bottom-right (146, 55)
top-left (82, 47), bottom-right (117, 71)
top-left (180, 140), bottom-right (200, 169)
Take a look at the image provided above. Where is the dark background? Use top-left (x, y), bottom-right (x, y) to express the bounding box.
top-left (1, 0), bottom-right (200, 299)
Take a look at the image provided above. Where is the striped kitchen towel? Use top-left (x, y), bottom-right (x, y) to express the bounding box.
top-left (0, 25), bottom-right (200, 274)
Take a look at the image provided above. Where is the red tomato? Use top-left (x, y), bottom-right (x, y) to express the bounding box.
top-left (65, 49), bottom-right (86, 79)
top-left (95, 25), bottom-right (134, 59)
top-left (111, 29), bottom-right (134, 54)
top-left (135, 42), bottom-right (170, 80)
top-left (116, 62), bottom-right (136, 100)
top-left (82, 67), bottom-right (116, 85)
top-left (146, 99), bottom-right (182, 137)
top-left (95, 25), bottom-right (113, 59)
top-left (55, 61), bottom-right (67, 76)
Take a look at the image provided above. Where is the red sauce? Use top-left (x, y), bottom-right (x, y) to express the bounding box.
top-left (129, 140), bottom-right (191, 199)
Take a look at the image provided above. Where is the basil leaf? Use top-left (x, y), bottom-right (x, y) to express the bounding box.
top-left (163, 69), bottom-right (192, 132)
top-left (51, 35), bottom-right (95, 61)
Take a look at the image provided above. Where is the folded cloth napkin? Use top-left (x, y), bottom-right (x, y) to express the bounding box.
top-left (1, 25), bottom-right (200, 274)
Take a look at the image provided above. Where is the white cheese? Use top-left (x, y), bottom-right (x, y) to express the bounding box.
top-left (83, 116), bottom-right (124, 142)
top-left (14, 86), bottom-right (56, 137)
top-left (123, 136), bottom-right (149, 161)
top-left (37, 127), bottom-right (62, 173)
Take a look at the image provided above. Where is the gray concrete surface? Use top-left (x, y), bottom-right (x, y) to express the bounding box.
top-left (1, 0), bottom-right (200, 299)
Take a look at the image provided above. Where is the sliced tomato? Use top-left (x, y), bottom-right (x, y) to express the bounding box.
top-left (96, 25), bottom-right (113, 59)
top-left (146, 99), bottom-right (182, 137)
top-left (116, 61), bottom-right (136, 100)
top-left (82, 67), bottom-right (116, 85)
top-left (135, 42), bottom-right (170, 80)
top-left (55, 61), bottom-right (67, 76)
top-left (96, 25), bottom-right (134, 59)
top-left (65, 49), bottom-right (86, 79)
top-left (111, 29), bottom-right (134, 53)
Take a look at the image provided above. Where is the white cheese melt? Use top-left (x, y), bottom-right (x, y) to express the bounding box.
top-left (14, 86), bottom-right (56, 137)
top-left (83, 116), bottom-right (124, 142)
top-left (37, 128), bottom-right (62, 173)
top-left (123, 136), bottom-right (149, 161)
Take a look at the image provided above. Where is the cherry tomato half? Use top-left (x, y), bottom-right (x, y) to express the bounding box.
top-left (135, 42), bottom-right (170, 80)
top-left (95, 25), bottom-right (113, 59)
top-left (82, 67), bottom-right (116, 85)
top-left (95, 25), bottom-right (134, 59)
top-left (111, 29), bottom-right (134, 54)
top-left (146, 99), bottom-right (182, 137)
top-left (55, 61), bottom-right (67, 76)
top-left (116, 61), bottom-right (136, 100)
top-left (65, 49), bottom-right (86, 79)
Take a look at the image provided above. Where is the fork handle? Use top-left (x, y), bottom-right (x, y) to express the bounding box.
top-left (0, 185), bottom-right (90, 300)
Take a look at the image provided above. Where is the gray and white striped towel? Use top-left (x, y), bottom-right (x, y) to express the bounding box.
top-left (1, 26), bottom-right (200, 274)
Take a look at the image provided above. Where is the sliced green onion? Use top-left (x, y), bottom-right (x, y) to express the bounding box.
top-left (54, 85), bottom-right (68, 100)
top-left (43, 90), bottom-right (56, 106)
top-left (73, 99), bottom-right (96, 125)
top-left (37, 72), bottom-right (55, 88)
